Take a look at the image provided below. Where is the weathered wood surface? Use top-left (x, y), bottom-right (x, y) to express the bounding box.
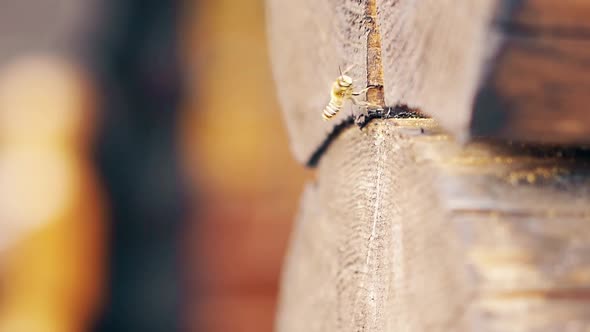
top-left (276, 119), bottom-right (590, 332)
top-left (267, 0), bottom-right (590, 164)
top-left (377, 0), bottom-right (498, 142)
top-left (266, 0), bottom-right (371, 163)
top-left (269, 1), bottom-right (590, 331)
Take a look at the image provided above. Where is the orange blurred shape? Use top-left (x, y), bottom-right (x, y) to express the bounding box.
top-left (180, 0), bottom-right (310, 331)
top-left (0, 56), bottom-right (105, 332)
top-left (180, 0), bottom-right (308, 198)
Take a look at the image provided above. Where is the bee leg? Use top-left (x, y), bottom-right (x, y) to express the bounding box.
top-left (351, 87), bottom-right (370, 96)
top-left (351, 96), bottom-right (381, 110)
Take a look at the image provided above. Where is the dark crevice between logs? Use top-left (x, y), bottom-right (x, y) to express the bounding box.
top-left (306, 106), bottom-right (427, 168)
top-left (354, 105), bottom-right (426, 129)
top-left (365, 0), bottom-right (385, 107)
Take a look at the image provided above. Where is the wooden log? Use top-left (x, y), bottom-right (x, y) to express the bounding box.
top-left (268, 1), bottom-right (590, 330)
top-left (267, 0), bottom-right (370, 163)
top-left (267, 0), bottom-right (590, 164)
top-left (379, 0), bottom-right (590, 143)
top-left (276, 119), bottom-right (590, 332)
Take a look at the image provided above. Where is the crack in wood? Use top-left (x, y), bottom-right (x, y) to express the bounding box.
top-left (365, 0), bottom-right (385, 107)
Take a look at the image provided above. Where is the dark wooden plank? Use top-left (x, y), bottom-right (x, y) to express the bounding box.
top-left (472, 37), bottom-right (590, 143)
top-left (269, 2), bottom-right (590, 331)
top-left (378, 0), bottom-right (590, 144)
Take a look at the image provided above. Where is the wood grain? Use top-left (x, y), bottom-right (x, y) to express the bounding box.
top-left (268, 0), bottom-right (590, 163)
top-left (377, 0), bottom-right (498, 139)
top-left (378, 0), bottom-right (590, 144)
top-left (267, 0), bottom-right (370, 163)
top-left (276, 119), bottom-right (590, 331)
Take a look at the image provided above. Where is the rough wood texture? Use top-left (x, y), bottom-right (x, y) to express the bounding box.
top-left (276, 119), bottom-right (590, 332)
top-left (269, 1), bottom-right (590, 330)
top-left (266, 0), bottom-right (370, 163)
top-left (377, 0), bottom-right (498, 140)
top-left (379, 0), bottom-right (590, 143)
top-left (268, 0), bottom-right (590, 164)
top-left (377, 0), bottom-right (590, 143)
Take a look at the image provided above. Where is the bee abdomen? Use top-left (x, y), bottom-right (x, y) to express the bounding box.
top-left (322, 100), bottom-right (341, 120)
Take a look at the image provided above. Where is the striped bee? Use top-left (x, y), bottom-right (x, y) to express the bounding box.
top-left (322, 65), bottom-right (371, 121)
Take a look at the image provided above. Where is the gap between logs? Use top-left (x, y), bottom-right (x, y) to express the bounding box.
top-left (365, 0), bottom-right (385, 107)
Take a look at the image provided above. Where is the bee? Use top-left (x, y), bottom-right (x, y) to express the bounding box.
top-left (322, 65), bottom-right (372, 121)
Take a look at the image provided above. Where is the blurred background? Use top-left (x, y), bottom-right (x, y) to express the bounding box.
top-left (0, 0), bottom-right (309, 331)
